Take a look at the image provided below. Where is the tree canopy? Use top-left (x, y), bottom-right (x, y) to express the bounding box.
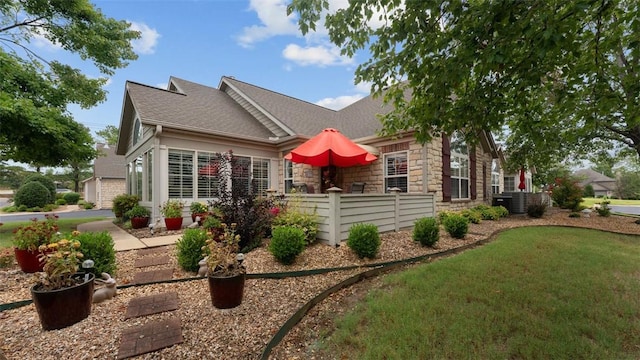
top-left (96, 125), bottom-right (119, 145)
top-left (0, 0), bottom-right (139, 167)
top-left (288, 0), bottom-right (640, 171)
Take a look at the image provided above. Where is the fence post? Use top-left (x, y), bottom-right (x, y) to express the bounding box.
top-left (389, 187), bottom-right (401, 231)
top-left (327, 187), bottom-right (342, 247)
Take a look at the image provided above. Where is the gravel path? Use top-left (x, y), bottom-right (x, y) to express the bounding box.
top-left (1, 209), bottom-right (639, 359)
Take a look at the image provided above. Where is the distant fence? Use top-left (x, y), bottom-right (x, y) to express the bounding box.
top-left (285, 189), bottom-right (435, 246)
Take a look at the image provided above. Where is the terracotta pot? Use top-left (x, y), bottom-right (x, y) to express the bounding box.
top-left (130, 216), bottom-right (150, 229)
top-left (31, 273), bottom-right (95, 330)
top-left (14, 248), bottom-right (46, 273)
top-left (164, 217), bottom-right (183, 231)
top-left (207, 273), bottom-right (245, 309)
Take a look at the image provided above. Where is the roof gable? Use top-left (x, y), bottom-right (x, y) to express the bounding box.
top-left (94, 144), bottom-right (125, 178)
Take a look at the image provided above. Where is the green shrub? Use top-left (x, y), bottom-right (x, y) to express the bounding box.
top-left (347, 223), bottom-right (381, 259)
top-left (112, 194), bottom-right (138, 218)
top-left (125, 205), bottom-right (151, 218)
top-left (83, 201), bottom-right (95, 209)
top-left (2, 205), bottom-right (17, 212)
top-left (460, 209), bottom-right (482, 224)
top-left (527, 203), bottom-right (547, 218)
top-left (14, 181), bottom-right (51, 208)
top-left (42, 204), bottom-right (55, 212)
top-left (23, 173), bottom-right (56, 203)
top-left (56, 198), bottom-right (67, 205)
top-left (493, 205), bottom-right (509, 218)
top-left (176, 229), bottom-right (209, 272)
top-left (583, 184), bottom-right (595, 198)
top-left (269, 226), bottom-right (306, 265)
top-left (550, 176), bottom-right (583, 211)
top-left (63, 192), bottom-right (81, 205)
top-left (438, 210), bottom-right (453, 223)
top-left (443, 214), bottom-right (469, 239)
top-left (18, 204), bottom-right (27, 212)
top-left (596, 200), bottom-right (611, 217)
top-left (568, 212), bottom-right (581, 218)
top-left (271, 210), bottom-right (319, 245)
top-left (474, 205), bottom-right (499, 220)
top-left (76, 231), bottom-right (117, 275)
top-left (413, 217), bottom-right (439, 247)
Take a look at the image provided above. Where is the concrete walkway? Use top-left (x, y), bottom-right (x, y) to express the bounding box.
top-left (77, 220), bottom-right (181, 251)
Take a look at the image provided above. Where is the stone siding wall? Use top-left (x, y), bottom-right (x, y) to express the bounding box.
top-left (98, 179), bottom-right (126, 209)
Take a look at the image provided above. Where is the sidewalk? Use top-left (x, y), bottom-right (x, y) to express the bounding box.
top-left (77, 221), bottom-right (181, 251)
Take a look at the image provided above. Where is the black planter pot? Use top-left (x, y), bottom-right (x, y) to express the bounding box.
top-left (207, 273), bottom-right (245, 309)
top-left (31, 273), bottom-right (95, 330)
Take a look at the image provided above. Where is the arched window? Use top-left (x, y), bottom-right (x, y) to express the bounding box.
top-left (133, 118), bottom-right (142, 145)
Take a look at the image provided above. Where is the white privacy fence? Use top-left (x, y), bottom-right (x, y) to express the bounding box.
top-left (284, 189), bottom-right (436, 247)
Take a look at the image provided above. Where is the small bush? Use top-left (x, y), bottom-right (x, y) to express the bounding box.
top-left (438, 210), bottom-right (453, 223)
top-left (550, 176), bottom-right (583, 211)
top-left (595, 200), bottom-right (611, 217)
top-left (269, 226), bottom-right (306, 265)
top-left (14, 181), bottom-right (51, 208)
top-left (474, 205), bottom-right (499, 220)
top-left (56, 198), bottom-right (67, 205)
top-left (443, 214), bottom-right (469, 239)
top-left (0, 248), bottom-right (14, 269)
top-left (635, 219), bottom-right (640, 225)
top-left (568, 212), bottom-right (582, 218)
top-left (18, 204), bottom-right (28, 212)
top-left (112, 194), bottom-right (139, 219)
top-left (83, 202), bottom-right (95, 209)
top-left (527, 203), bottom-right (547, 218)
top-left (413, 217), bottom-right (439, 247)
top-left (176, 229), bottom-right (209, 272)
top-left (493, 206), bottom-right (509, 218)
top-left (271, 209), bottom-right (319, 245)
top-left (63, 192), bottom-right (81, 205)
top-left (460, 209), bottom-right (482, 224)
top-left (347, 223), bottom-right (381, 259)
top-left (43, 204), bottom-right (55, 212)
top-left (76, 231), bottom-right (117, 275)
top-left (23, 173), bottom-right (56, 203)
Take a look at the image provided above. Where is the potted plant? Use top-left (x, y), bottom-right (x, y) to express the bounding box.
top-left (31, 233), bottom-right (94, 330)
top-left (12, 214), bottom-right (59, 273)
top-left (190, 201), bottom-right (208, 224)
top-left (203, 223), bottom-right (246, 309)
top-left (126, 205), bottom-right (151, 229)
top-left (160, 199), bottom-right (185, 230)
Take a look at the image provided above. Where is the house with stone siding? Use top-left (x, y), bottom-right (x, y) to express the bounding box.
top-left (116, 76), bottom-right (502, 223)
top-left (83, 143), bottom-right (126, 209)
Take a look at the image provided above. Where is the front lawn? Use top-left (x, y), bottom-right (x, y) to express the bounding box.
top-left (322, 226), bottom-right (640, 359)
top-left (0, 217), bottom-right (108, 248)
top-left (582, 197), bottom-right (640, 207)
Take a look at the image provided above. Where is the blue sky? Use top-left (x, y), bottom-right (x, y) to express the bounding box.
top-left (43, 0), bottom-right (372, 138)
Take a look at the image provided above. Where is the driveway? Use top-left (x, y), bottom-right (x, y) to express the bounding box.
top-left (610, 205), bottom-right (640, 216)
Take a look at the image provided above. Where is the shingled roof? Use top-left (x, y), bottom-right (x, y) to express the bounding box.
top-left (93, 144), bottom-right (125, 179)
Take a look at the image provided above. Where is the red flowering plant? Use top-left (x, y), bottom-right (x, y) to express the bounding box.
top-left (12, 214), bottom-right (59, 252)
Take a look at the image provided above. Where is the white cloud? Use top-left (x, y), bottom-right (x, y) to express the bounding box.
top-left (30, 29), bottom-right (61, 51)
top-left (282, 44), bottom-right (352, 67)
top-left (316, 94), bottom-right (364, 110)
top-left (129, 21), bottom-right (160, 55)
top-left (237, 0), bottom-right (299, 48)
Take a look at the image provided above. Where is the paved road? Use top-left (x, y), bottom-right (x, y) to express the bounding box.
top-left (0, 209), bottom-right (114, 222)
top-left (610, 205), bottom-right (640, 216)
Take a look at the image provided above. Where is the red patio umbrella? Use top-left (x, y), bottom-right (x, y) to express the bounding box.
top-left (284, 128), bottom-right (377, 167)
top-left (518, 167), bottom-right (526, 191)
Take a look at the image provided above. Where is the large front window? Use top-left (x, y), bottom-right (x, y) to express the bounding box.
top-left (450, 133), bottom-right (469, 199)
top-left (168, 150), bottom-right (194, 199)
top-left (284, 159), bottom-right (293, 193)
top-left (384, 152), bottom-right (408, 192)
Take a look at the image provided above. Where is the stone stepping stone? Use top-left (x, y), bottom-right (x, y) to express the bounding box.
top-left (125, 292), bottom-right (179, 319)
top-left (132, 269), bottom-right (173, 284)
top-left (134, 255), bottom-right (170, 268)
top-left (117, 317), bottom-right (183, 359)
top-left (137, 246), bottom-right (168, 257)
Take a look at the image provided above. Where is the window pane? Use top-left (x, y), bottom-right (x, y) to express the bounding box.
top-left (135, 156), bottom-right (143, 198)
top-left (252, 158), bottom-right (269, 195)
top-left (168, 150), bottom-right (194, 199)
top-left (197, 152), bottom-right (221, 199)
top-left (385, 177), bottom-right (408, 192)
top-left (232, 156), bottom-right (251, 197)
top-left (461, 179), bottom-right (469, 198)
top-left (147, 149), bottom-right (153, 201)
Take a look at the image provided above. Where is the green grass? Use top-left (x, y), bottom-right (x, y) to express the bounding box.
top-left (0, 217), bottom-right (108, 248)
top-left (582, 197), bottom-right (640, 207)
top-left (323, 227), bottom-right (640, 359)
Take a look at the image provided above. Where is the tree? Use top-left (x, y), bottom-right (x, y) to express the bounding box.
top-left (615, 170), bottom-right (640, 200)
top-left (96, 125), bottom-right (120, 145)
top-left (288, 0), bottom-right (640, 169)
top-left (0, 0), bottom-right (139, 167)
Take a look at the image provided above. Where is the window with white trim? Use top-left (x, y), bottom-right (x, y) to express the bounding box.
top-left (284, 159), bottom-right (293, 193)
top-left (133, 118), bottom-right (142, 145)
top-left (168, 150), bottom-right (194, 199)
top-left (135, 155), bottom-right (143, 199)
top-left (450, 133), bottom-right (469, 199)
top-left (491, 159), bottom-right (500, 194)
top-left (147, 149), bottom-right (153, 201)
top-left (252, 158), bottom-right (270, 196)
top-left (504, 176), bottom-right (515, 192)
top-left (197, 152), bottom-right (221, 198)
top-left (384, 151), bottom-right (408, 192)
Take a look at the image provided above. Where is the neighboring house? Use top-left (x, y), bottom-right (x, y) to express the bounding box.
top-left (574, 168), bottom-right (616, 197)
top-left (116, 76), bottom-right (501, 228)
top-left (83, 143), bottom-right (126, 209)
